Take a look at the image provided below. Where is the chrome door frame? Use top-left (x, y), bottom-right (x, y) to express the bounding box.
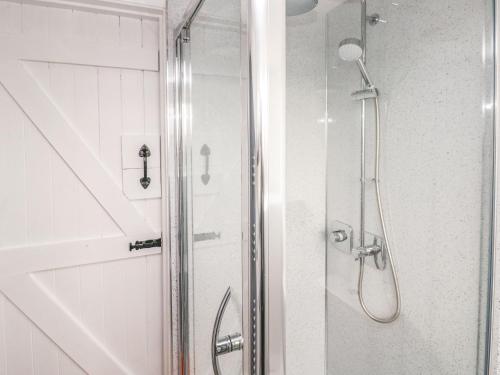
top-left (172, 0), bottom-right (288, 374)
top-left (247, 0), bottom-right (287, 374)
top-left (488, 1), bottom-right (499, 373)
top-left (172, 0), bottom-right (255, 374)
top-left (174, 26), bottom-right (193, 375)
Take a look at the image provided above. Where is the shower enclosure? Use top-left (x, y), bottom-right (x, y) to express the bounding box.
top-left (171, 0), bottom-right (497, 374)
top-left (174, 0), bottom-right (248, 374)
top-left (287, 0), bottom-right (495, 373)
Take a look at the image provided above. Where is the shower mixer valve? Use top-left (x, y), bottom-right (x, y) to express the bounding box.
top-left (329, 221), bottom-right (387, 270)
top-left (352, 244), bottom-right (382, 260)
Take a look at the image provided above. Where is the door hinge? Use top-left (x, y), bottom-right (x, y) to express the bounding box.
top-left (129, 238), bottom-right (162, 251)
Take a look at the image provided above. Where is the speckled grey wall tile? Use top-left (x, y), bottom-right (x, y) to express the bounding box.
top-left (325, 0), bottom-right (492, 374)
top-left (286, 9), bottom-right (328, 375)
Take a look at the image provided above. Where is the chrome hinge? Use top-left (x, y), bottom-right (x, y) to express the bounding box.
top-left (129, 238), bottom-right (162, 251)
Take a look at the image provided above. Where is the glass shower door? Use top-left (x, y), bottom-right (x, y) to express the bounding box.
top-left (176, 0), bottom-right (245, 373)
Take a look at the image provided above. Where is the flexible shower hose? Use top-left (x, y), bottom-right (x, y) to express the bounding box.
top-left (357, 96), bottom-right (401, 324)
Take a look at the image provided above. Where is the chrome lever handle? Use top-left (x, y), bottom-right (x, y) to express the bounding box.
top-left (211, 287), bottom-right (243, 375)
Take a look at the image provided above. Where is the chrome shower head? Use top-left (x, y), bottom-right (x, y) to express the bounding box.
top-left (338, 37), bottom-right (375, 88)
top-left (338, 38), bottom-right (363, 62)
top-left (286, 0), bottom-right (318, 16)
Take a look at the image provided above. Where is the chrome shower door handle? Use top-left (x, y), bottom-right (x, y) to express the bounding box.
top-left (211, 287), bottom-right (243, 375)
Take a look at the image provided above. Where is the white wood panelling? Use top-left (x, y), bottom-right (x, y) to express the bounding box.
top-left (144, 70), bottom-right (160, 132)
top-left (0, 84), bottom-right (26, 249)
top-left (99, 67), bottom-right (124, 186)
top-left (0, 237), bottom-right (158, 278)
top-left (0, 295), bottom-right (6, 375)
top-left (0, 2), bottom-right (22, 35)
top-left (120, 16), bottom-right (142, 48)
top-left (1, 275), bottom-right (129, 374)
top-left (32, 323), bottom-right (60, 375)
top-left (122, 69), bottom-right (146, 133)
top-left (32, 271), bottom-right (59, 375)
top-left (146, 254), bottom-right (163, 374)
top-left (2, 60), bottom-right (155, 238)
top-left (102, 259), bottom-right (129, 366)
top-left (0, 35), bottom-right (158, 71)
top-left (0, 1), bottom-right (164, 374)
top-left (0, 2), bottom-right (158, 71)
top-left (3, 298), bottom-right (33, 374)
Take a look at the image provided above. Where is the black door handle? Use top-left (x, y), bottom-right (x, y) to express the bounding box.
top-left (139, 144), bottom-right (151, 189)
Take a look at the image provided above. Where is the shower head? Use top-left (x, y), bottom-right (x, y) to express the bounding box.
top-left (286, 0), bottom-right (318, 16)
top-left (338, 37), bottom-right (375, 88)
top-left (338, 38), bottom-right (363, 62)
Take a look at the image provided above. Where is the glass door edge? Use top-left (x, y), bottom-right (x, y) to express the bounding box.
top-left (487, 0), bottom-right (499, 373)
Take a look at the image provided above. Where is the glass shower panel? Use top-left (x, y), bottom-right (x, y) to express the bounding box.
top-left (182, 0), bottom-right (244, 373)
top-left (285, 0), bottom-right (494, 374)
top-left (325, 0), bottom-right (494, 374)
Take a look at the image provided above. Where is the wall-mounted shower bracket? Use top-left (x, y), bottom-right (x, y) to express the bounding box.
top-left (367, 13), bottom-right (386, 25)
top-left (359, 231), bottom-right (387, 270)
top-left (353, 243), bottom-right (381, 259)
top-left (329, 223), bottom-right (387, 270)
top-left (329, 221), bottom-right (354, 254)
top-left (331, 230), bottom-right (348, 243)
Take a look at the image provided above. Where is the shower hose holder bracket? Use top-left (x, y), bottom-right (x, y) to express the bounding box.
top-left (358, 231), bottom-right (387, 270)
top-left (329, 221), bottom-right (354, 254)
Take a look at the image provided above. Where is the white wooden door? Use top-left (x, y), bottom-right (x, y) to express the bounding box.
top-left (0, 1), bottom-right (165, 374)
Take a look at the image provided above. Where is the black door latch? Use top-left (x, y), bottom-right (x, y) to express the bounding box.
top-left (129, 238), bottom-right (162, 251)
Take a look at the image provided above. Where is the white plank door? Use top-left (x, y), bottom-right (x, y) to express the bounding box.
top-left (0, 2), bottom-right (165, 374)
